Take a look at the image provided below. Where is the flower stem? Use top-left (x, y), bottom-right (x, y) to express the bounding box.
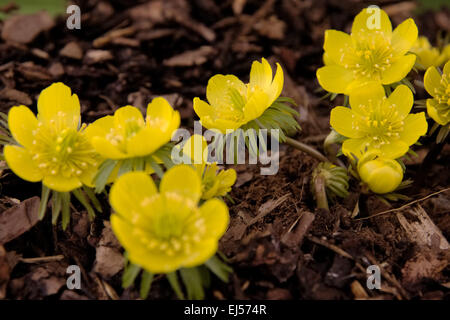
top-left (313, 175), bottom-right (329, 211)
top-left (284, 137), bottom-right (329, 163)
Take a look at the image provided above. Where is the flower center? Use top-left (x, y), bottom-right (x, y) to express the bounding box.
top-left (31, 123), bottom-right (98, 178)
top-left (352, 99), bottom-right (404, 148)
top-left (433, 74), bottom-right (450, 117)
top-left (342, 32), bottom-right (394, 80)
top-left (135, 194), bottom-right (206, 257)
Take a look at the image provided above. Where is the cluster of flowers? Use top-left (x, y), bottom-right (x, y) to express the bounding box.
top-left (317, 7), bottom-right (449, 196)
top-left (2, 6), bottom-right (449, 298)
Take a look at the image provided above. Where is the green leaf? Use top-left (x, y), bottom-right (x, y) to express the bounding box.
top-left (60, 192), bottom-right (71, 230)
top-left (140, 271), bottom-right (154, 299)
top-left (122, 263), bottom-right (141, 289)
top-left (204, 255), bottom-right (232, 283)
top-left (147, 156), bottom-right (164, 179)
top-left (94, 159), bottom-right (118, 193)
top-left (118, 159), bottom-right (133, 177)
top-left (82, 186), bottom-right (102, 213)
top-left (72, 189), bottom-right (95, 221)
top-left (180, 268), bottom-right (205, 300)
top-left (167, 272), bottom-right (185, 300)
top-left (0, 0), bottom-right (67, 20)
top-left (51, 192), bottom-right (62, 225)
top-left (38, 185), bottom-right (51, 220)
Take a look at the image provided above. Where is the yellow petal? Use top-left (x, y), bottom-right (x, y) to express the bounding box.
top-left (193, 97), bottom-right (213, 119)
top-left (4, 145), bottom-right (42, 182)
top-left (113, 105), bottom-right (144, 131)
top-left (206, 74), bottom-right (246, 108)
top-left (427, 99), bottom-right (448, 125)
top-left (424, 66), bottom-right (442, 97)
top-left (243, 88), bottom-right (270, 121)
top-left (323, 30), bottom-right (352, 65)
top-left (378, 140), bottom-right (409, 159)
top-left (216, 169), bottom-right (237, 195)
top-left (181, 239), bottom-right (218, 269)
top-left (351, 8), bottom-right (392, 38)
top-left (316, 65), bottom-right (355, 94)
top-left (37, 82), bottom-right (80, 129)
top-left (8, 106), bottom-right (38, 149)
top-left (109, 171), bottom-right (157, 220)
top-left (268, 62), bottom-right (284, 104)
top-left (249, 58), bottom-right (274, 93)
top-left (43, 174), bottom-right (82, 192)
top-left (381, 54), bottom-right (416, 85)
top-left (386, 84), bottom-right (413, 118)
top-left (84, 116), bottom-right (115, 140)
top-left (182, 134), bottom-right (208, 164)
top-left (443, 59), bottom-right (450, 75)
top-left (91, 136), bottom-right (127, 159)
top-left (126, 126), bottom-right (169, 157)
top-left (146, 97), bottom-right (176, 132)
top-left (330, 107), bottom-right (364, 138)
top-left (349, 82), bottom-right (385, 115)
top-left (342, 137), bottom-right (370, 159)
top-left (399, 112), bottom-right (428, 145)
top-left (160, 165), bottom-right (201, 202)
top-left (391, 18), bottom-right (418, 56)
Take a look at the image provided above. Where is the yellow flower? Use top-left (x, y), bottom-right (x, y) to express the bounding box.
top-left (357, 150), bottom-right (403, 194)
top-left (193, 58), bottom-right (283, 133)
top-left (110, 165), bottom-right (229, 274)
top-left (330, 83), bottom-right (427, 159)
top-left (424, 60), bottom-right (450, 126)
top-left (85, 97), bottom-right (180, 159)
top-left (410, 36), bottom-right (448, 70)
top-left (181, 134), bottom-right (237, 200)
top-left (4, 83), bottom-right (100, 192)
top-left (317, 8), bottom-right (418, 94)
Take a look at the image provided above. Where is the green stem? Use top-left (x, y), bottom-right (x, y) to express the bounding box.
top-left (285, 137), bottom-right (329, 163)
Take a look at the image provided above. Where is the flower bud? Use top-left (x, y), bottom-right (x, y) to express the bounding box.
top-left (357, 152), bottom-right (403, 194)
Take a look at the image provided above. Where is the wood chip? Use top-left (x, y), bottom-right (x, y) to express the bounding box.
top-left (163, 46), bottom-right (216, 67)
top-left (0, 197), bottom-right (40, 244)
top-left (84, 50), bottom-right (113, 65)
top-left (1, 11), bottom-right (55, 44)
top-left (60, 41), bottom-right (84, 60)
top-left (0, 88), bottom-right (32, 105)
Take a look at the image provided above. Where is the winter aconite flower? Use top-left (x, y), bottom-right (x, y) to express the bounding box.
top-left (317, 8), bottom-right (418, 94)
top-left (85, 97), bottom-right (180, 159)
top-left (410, 36), bottom-right (449, 70)
top-left (110, 165), bottom-right (229, 274)
top-left (330, 83), bottom-right (427, 159)
top-left (194, 58), bottom-right (283, 133)
top-left (357, 149), bottom-right (403, 194)
top-left (424, 60), bottom-right (450, 126)
top-left (4, 83), bottom-right (100, 192)
top-left (180, 134), bottom-right (236, 200)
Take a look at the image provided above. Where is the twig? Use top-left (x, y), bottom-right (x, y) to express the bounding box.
top-left (355, 187), bottom-right (450, 221)
top-left (20, 255), bottom-right (64, 264)
top-left (307, 235), bottom-right (353, 260)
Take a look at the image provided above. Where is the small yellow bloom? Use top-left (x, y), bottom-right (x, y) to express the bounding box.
top-left (181, 134), bottom-right (236, 200)
top-left (85, 97), bottom-right (180, 159)
top-left (330, 83), bottom-right (427, 159)
top-left (317, 8), bottom-right (418, 94)
top-left (110, 165), bottom-right (229, 274)
top-left (4, 83), bottom-right (100, 192)
top-left (357, 150), bottom-right (403, 194)
top-left (410, 36), bottom-right (448, 70)
top-left (424, 60), bottom-right (450, 126)
top-left (194, 58), bottom-right (283, 133)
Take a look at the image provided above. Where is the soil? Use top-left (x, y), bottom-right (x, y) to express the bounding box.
top-left (0, 0), bottom-right (449, 300)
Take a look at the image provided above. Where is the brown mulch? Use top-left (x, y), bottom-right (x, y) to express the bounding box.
top-left (0, 0), bottom-right (449, 300)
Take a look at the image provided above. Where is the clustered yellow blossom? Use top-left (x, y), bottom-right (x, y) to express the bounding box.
top-left (110, 165), bottom-right (229, 273)
top-left (410, 36), bottom-right (450, 70)
top-left (424, 60), bottom-right (450, 126)
top-left (194, 58), bottom-right (283, 133)
top-left (4, 83), bottom-right (100, 192)
top-left (330, 83), bottom-right (427, 160)
top-left (317, 8), bottom-right (418, 95)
